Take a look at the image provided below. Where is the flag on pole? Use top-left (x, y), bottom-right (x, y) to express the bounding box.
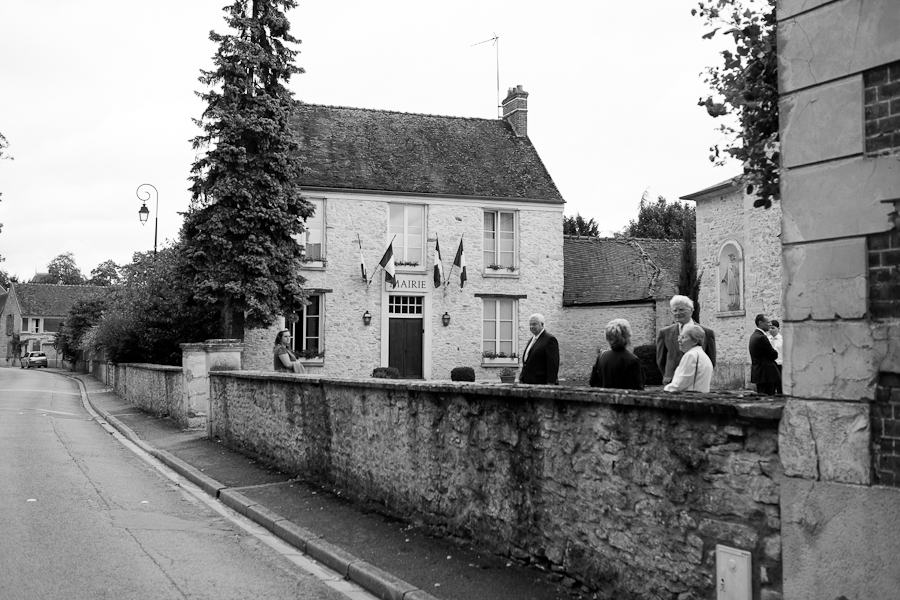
top-left (358, 234), bottom-right (367, 282)
top-left (433, 236), bottom-right (444, 288)
top-left (452, 237), bottom-right (467, 288)
top-left (378, 242), bottom-right (396, 287)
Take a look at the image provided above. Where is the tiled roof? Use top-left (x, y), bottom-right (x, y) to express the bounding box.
top-left (14, 283), bottom-right (102, 316)
top-left (563, 236), bottom-right (684, 306)
top-left (291, 103), bottom-right (563, 202)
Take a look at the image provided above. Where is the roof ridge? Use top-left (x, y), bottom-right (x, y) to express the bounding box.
top-left (297, 101), bottom-right (500, 124)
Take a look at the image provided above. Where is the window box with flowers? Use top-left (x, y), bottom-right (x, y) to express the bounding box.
top-left (481, 350), bottom-right (519, 367)
top-left (297, 349), bottom-right (325, 365)
top-left (484, 263), bottom-right (519, 277)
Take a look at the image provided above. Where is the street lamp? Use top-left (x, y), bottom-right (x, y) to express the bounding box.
top-left (136, 183), bottom-right (159, 255)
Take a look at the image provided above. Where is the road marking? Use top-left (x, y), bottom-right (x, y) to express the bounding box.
top-left (26, 408), bottom-right (79, 416)
top-left (0, 388), bottom-right (81, 397)
top-left (74, 380), bottom-right (378, 600)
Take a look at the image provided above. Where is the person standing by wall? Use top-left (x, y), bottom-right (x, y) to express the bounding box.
top-left (589, 318), bottom-right (644, 390)
top-left (656, 295), bottom-right (716, 385)
top-left (663, 324), bottom-right (714, 393)
top-left (519, 313), bottom-right (559, 385)
top-left (749, 314), bottom-right (779, 396)
top-left (768, 319), bottom-right (783, 395)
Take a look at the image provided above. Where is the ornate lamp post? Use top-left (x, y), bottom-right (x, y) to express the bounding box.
top-left (136, 183), bottom-right (159, 255)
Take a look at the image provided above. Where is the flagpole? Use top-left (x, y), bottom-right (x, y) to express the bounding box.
top-left (444, 233), bottom-right (463, 288)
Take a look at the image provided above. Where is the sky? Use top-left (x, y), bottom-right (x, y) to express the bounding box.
top-left (0, 0), bottom-right (741, 280)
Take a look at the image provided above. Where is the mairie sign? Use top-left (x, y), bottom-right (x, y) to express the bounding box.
top-left (384, 273), bottom-right (429, 292)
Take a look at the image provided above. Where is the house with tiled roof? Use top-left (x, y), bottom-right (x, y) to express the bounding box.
top-left (243, 85), bottom-right (566, 380)
top-left (1, 282), bottom-right (102, 367)
top-left (556, 236), bottom-right (684, 382)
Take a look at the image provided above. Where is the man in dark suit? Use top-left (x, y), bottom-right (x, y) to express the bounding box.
top-left (519, 313), bottom-right (559, 385)
top-left (656, 295), bottom-right (716, 385)
top-left (750, 313), bottom-right (780, 396)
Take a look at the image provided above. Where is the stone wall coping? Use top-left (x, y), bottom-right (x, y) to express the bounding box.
top-left (211, 371), bottom-right (785, 422)
top-left (116, 363), bottom-right (183, 373)
top-left (180, 339), bottom-right (245, 351)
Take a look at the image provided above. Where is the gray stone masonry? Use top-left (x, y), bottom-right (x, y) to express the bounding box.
top-left (208, 373), bottom-right (783, 600)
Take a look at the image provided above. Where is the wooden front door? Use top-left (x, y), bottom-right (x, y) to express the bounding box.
top-left (388, 317), bottom-right (423, 379)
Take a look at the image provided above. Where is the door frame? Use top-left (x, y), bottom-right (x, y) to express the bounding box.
top-left (380, 275), bottom-right (431, 379)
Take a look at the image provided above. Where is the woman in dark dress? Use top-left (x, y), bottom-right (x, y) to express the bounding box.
top-left (273, 329), bottom-right (306, 374)
top-left (589, 318), bottom-right (644, 390)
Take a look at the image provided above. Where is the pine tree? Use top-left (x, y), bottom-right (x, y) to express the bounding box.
top-left (182, 0), bottom-right (313, 337)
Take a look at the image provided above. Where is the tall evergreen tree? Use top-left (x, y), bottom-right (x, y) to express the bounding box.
top-left (182, 0), bottom-right (313, 337)
top-left (678, 222), bottom-right (702, 322)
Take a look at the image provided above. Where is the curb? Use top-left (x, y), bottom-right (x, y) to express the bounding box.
top-left (64, 372), bottom-right (441, 600)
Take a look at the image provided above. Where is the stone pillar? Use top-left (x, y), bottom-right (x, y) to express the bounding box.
top-left (181, 339), bottom-right (244, 434)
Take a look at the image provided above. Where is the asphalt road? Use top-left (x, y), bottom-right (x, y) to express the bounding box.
top-left (0, 368), bottom-right (367, 600)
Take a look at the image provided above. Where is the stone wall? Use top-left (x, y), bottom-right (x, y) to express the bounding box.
top-left (695, 184), bottom-right (782, 389)
top-left (244, 192), bottom-right (564, 381)
top-left (556, 303), bottom-right (657, 382)
top-left (109, 363), bottom-right (185, 426)
top-left (209, 372), bottom-right (783, 599)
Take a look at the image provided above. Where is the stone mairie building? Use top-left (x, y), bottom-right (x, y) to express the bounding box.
top-left (243, 86), bottom-right (566, 380)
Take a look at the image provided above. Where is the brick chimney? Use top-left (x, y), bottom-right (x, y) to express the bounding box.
top-left (502, 84), bottom-right (529, 138)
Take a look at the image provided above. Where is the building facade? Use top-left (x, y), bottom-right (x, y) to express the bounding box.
top-left (0, 283), bottom-right (100, 367)
top-left (243, 86), bottom-right (566, 380)
top-left (683, 179), bottom-right (782, 389)
top-left (777, 1), bottom-right (900, 597)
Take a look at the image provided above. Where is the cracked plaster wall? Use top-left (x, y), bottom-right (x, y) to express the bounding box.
top-left (777, 2), bottom-right (900, 598)
top-left (780, 478), bottom-right (900, 599)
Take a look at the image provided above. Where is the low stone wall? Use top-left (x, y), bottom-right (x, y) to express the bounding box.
top-left (110, 363), bottom-right (185, 426)
top-left (209, 373), bottom-right (784, 599)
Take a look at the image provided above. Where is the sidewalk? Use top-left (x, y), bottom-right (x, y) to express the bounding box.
top-left (55, 369), bottom-right (594, 600)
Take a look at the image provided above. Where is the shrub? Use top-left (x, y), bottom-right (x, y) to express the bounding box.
top-left (633, 344), bottom-right (663, 386)
top-left (499, 367), bottom-right (518, 377)
top-left (451, 366), bottom-right (475, 382)
top-left (372, 366), bottom-right (400, 379)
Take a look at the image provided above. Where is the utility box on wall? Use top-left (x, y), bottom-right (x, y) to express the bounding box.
top-left (716, 545), bottom-right (751, 600)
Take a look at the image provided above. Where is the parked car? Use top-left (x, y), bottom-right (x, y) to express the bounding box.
top-left (21, 351), bottom-right (48, 369)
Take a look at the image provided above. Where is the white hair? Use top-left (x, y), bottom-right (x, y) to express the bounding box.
top-left (670, 295), bottom-right (694, 310)
top-left (529, 313), bottom-right (545, 324)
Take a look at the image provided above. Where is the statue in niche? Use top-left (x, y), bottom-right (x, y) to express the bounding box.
top-left (720, 252), bottom-right (742, 311)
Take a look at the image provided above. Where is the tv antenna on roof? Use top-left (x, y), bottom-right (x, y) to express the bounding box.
top-left (471, 33), bottom-right (500, 118)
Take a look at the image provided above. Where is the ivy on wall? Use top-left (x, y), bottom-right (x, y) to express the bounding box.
top-left (694, 0), bottom-right (779, 208)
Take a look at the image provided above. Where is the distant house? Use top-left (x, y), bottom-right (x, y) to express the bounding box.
top-left (242, 85), bottom-right (566, 380)
top-left (1, 283), bottom-right (101, 367)
top-left (557, 236), bottom-right (683, 382)
top-left (682, 178), bottom-right (782, 388)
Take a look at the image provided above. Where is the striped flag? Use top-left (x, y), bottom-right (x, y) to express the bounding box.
top-left (433, 236), bottom-right (444, 288)
top-left (358, 235), bottom-right (368, 282)
top-left (379, 242), bottom-right (396, 287)
top-left (453, 237), bottom-right (467, 288)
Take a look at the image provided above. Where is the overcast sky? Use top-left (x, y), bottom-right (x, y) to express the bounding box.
top-left (0, 1), bottom-right (740, 280)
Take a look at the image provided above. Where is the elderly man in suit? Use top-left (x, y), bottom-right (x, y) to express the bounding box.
top-left (656, 295), bottom-right (716, 385)
top-left (750, 313), bottom-right (780, 396)
top-left (519, 313), bottom-right (559, 385)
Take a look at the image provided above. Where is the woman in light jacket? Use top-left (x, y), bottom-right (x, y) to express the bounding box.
top-left (663, 324), bottom-right (713, 393)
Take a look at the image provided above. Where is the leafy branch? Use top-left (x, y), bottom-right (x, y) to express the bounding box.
top-left (694, 0), bottom-right (779, 208)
